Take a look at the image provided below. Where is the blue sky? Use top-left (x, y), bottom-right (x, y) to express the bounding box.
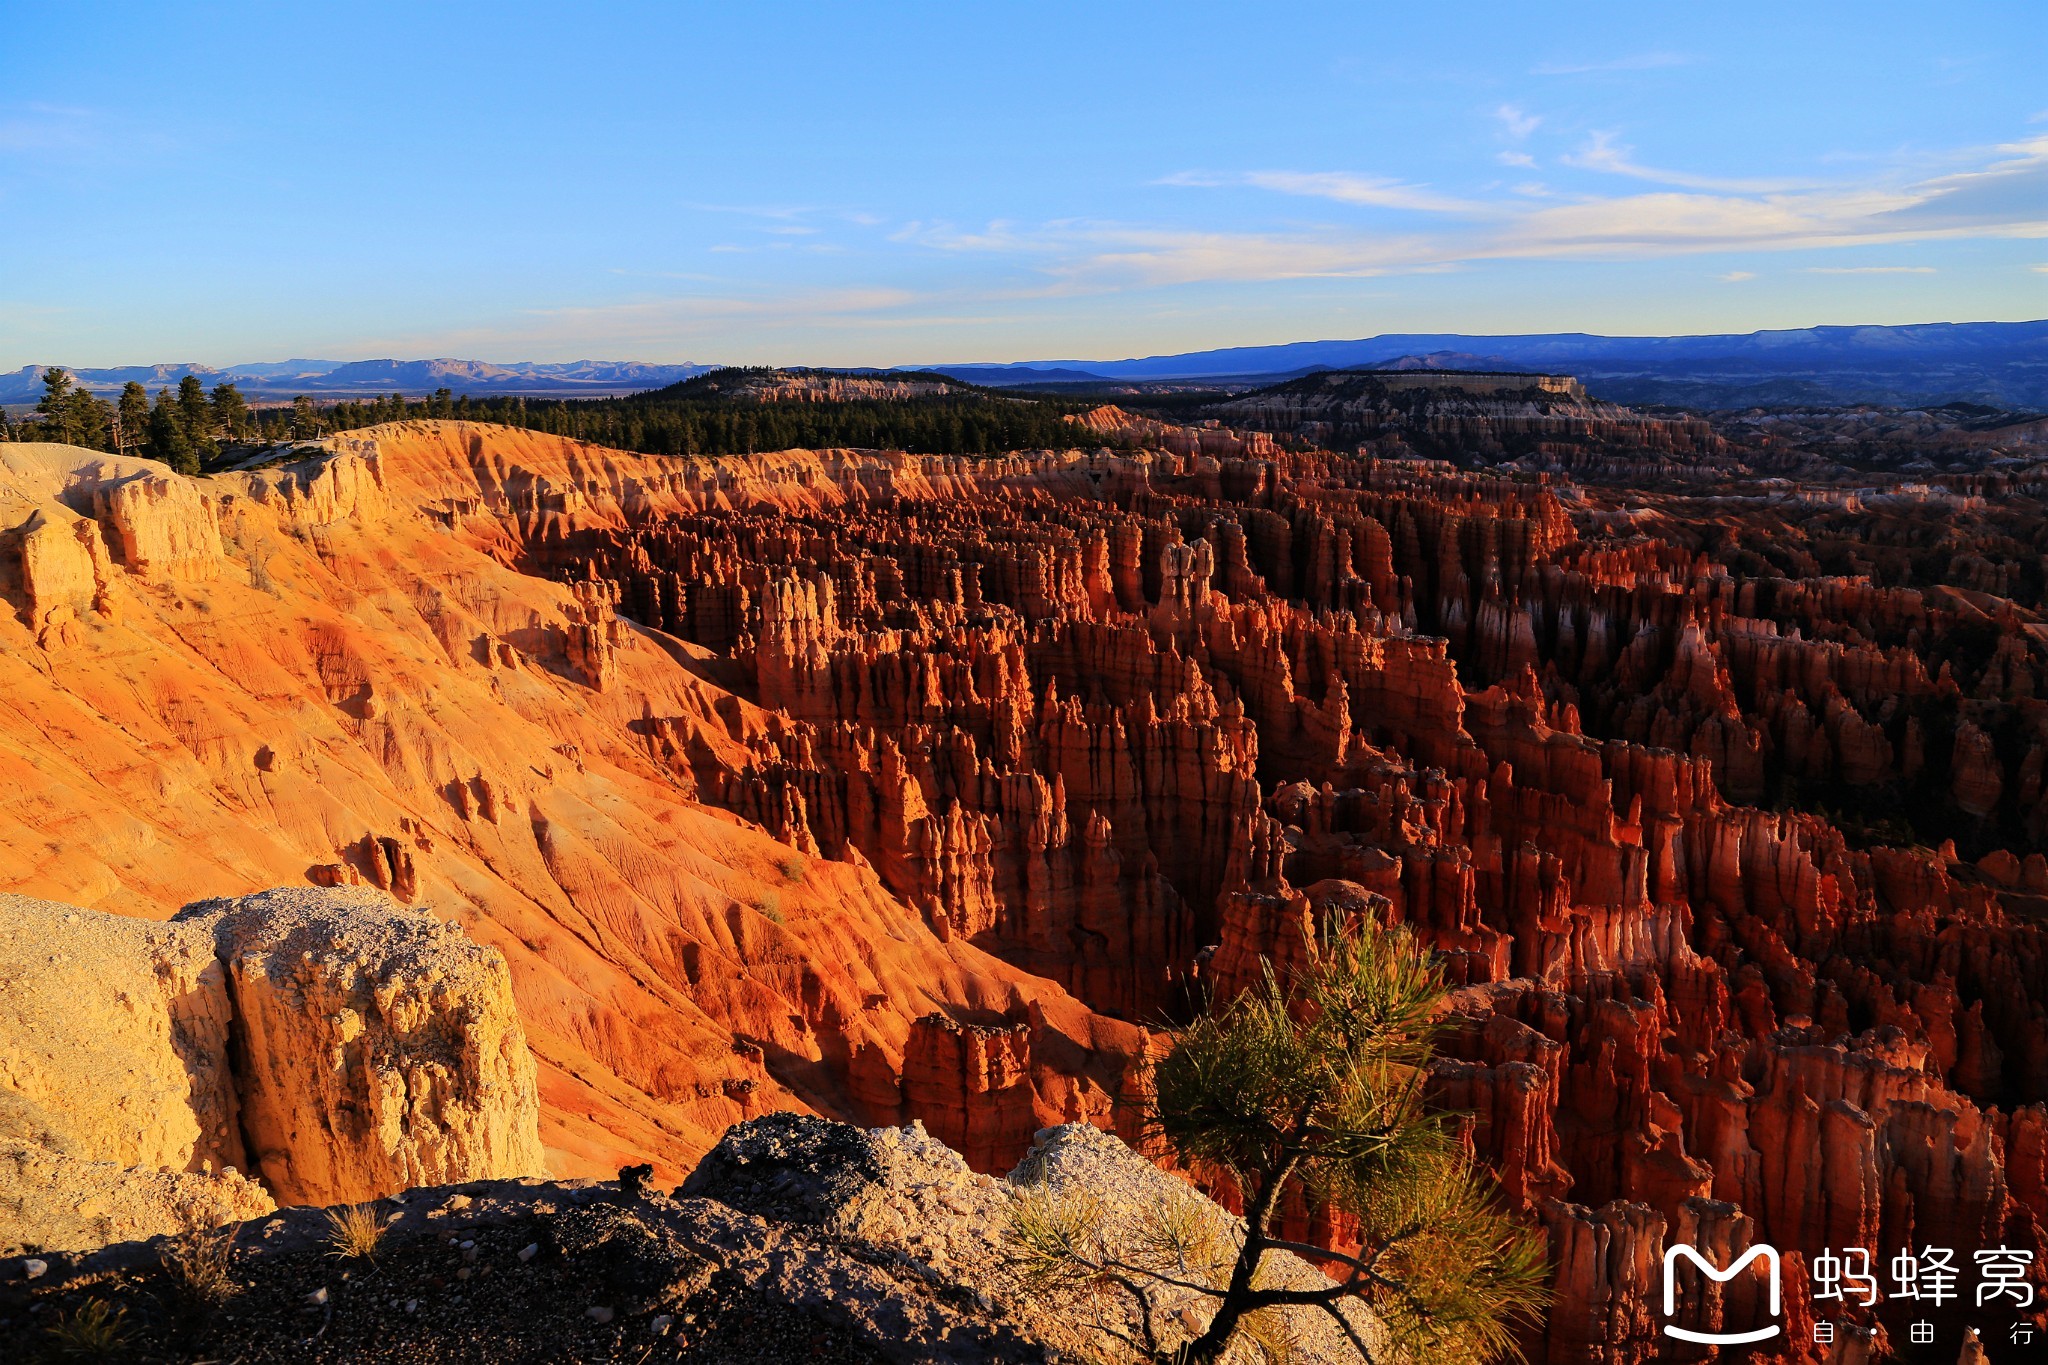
top-left (3, 1), bottom-right (2045, 368)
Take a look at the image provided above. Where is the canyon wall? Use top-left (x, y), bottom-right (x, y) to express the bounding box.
top-left (4, 422), bottom-right (2045, 1359)
top-left (515, 426), bottom-right (2046, 1361)
top-left (0, 432), bottom-right (1148, 1192)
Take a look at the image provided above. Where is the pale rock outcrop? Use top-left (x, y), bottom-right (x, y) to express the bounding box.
top-left (14, 509), bottom-right (112, 646)
top-left (175, 885), bottom-right (546, 1205)
top-left (0, 893), bottom-right (242, 1174)
top-left (90, 469), bottom-right (224, 582)
top-left (244, 442), bottom-right (387, 526)
top-left (0, 887), bottom-right (544, 1254)
top-left (0, 1142), bottom-right (272, 1256)
top-left (685, 1113), bottom-right (1389, 1364)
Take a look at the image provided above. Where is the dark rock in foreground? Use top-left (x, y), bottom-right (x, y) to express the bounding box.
top-left (0, 1168), bottom-right (1062, 1363)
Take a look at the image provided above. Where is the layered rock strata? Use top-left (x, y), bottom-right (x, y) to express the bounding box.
top-left (0, 430), bottom-right (1151, 1190)
top-left (511, 427), bottom-right (2046, 1362)
top-left (5, 422), bottom-right (2047, 1361)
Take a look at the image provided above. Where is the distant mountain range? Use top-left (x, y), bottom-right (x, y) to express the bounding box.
top-left (0, 358), bottom-right (714, 404)
top-left (9, 321), bottom-right (2045, 411)
top-left (933, 321), bottom-right (2048, 409)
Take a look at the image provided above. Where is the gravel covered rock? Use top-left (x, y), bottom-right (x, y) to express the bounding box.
top-left (0, 1171), bottom-right (1063, 1363)
top-left (687, 1115), bottom-right (1389, 1364)
top-left (2, 1118), bottom-right (1389, 1362)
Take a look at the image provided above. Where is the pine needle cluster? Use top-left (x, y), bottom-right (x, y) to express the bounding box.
top-left (1011, 918), bottom-right (1548, 1364)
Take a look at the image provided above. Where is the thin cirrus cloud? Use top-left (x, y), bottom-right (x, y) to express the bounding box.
top-left (1532, 51), bottom-right (1691, 76)
top-left (359, 285), bottom-right (1044, 362)
top-left (1718, 271), bottom-right (1757, 282)
top-left (1155, 170), bottom-right (1483, 214)
top-left (1561, 131), bottom-right (1805, 193)
top-left (471, 288), bottom-right (925, 348)
top-left (1806, 265), bottom-right (1936, 274)
top-left (1045, 228), bottom-right (1456, 290)
top-left (0, 101), bottom-right (176, 165)
top-left (0, 102), bottom-right (107, 153)
top-left (1049, 131), bottom-right (2048, 289)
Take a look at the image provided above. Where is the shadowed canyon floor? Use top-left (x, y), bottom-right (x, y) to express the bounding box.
top-left (4, 412), bottom-right (2048, 1361)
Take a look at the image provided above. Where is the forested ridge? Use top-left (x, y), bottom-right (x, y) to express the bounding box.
top-left (0, 366), bottom-right (1133, 467)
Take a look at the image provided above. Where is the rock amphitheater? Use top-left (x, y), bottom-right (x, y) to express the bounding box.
top-left (0, 410), bottom-right (2044, 1361)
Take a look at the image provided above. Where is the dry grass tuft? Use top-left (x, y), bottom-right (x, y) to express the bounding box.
top-left (161, 1222), bottom-right (241, 1310)
top-left (45, 1296), bottom-right (130, 1356)
top-left (1003, 1187), bottom-right (1104, 1290)
top-left (1234, 1304), bottom-right (1300, 1364)
top-left (1130, 1185), bottom-right (1230, 1280)
top-left (323, 1203), bottom-right (386, 1262)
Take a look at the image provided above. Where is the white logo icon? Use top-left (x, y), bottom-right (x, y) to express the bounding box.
top-left (1663, 1243), bottom-right (1783, 1345)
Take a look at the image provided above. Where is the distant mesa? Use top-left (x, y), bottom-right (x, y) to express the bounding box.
top-left (0, 357), bottom-right (715, 403)
top-left (957, 319), bottom-right (2048, 408)
top-left (923, 364), bottom-right (1120, 387)
top-left (11, 318), bottom-right (2043, 411)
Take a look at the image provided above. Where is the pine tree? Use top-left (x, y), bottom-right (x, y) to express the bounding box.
top-left (291, 394), bottom-right (320, 439)
top-left (68, 388), bottom-right (114, 451)
top-left (209, 381), bottom-right (252, 443)
top-left (35, 368), bottom-right (76, 444)
top-left (149, 387), bottom-right (200, 475)
top-left (175, 375), bottom-right (218, 467)
top-left (117, 382), bottom-right (150, 455)
top-left (1008, 919), bottom-right (1548, 1363)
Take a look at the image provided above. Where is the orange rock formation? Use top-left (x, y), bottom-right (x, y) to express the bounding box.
top-left (5, 420), bottom-right (2045, 1361)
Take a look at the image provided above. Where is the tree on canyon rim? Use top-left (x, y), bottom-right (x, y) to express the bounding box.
top-left (1010, 919), bottom-right (1546, 1364)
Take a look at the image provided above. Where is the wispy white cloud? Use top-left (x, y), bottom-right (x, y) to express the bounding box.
top-left (0, 102), bottom-right (175, 165)
top-left (1498, 187), bottom-right (1921, 255)
top-left (1497, 151), bottom-right (1536, 168)
top-left (1879, 134), bottom-right (2048, 230)
top-left (378, 126), bottom-right (2048, 349)
top-left (1157, 169), bottom-right (1480, 213)
top-left (0, 103), bottom-right (108, 154)
top-left (1533, 51), bottom-right (1690, 76)
top-left (1244, 171), bottom-right (1484, 213)
top-left (1040, 131), bottom-right (2048, 289)
top-left (891, 219), bottom-right (1063, 252)
top-left (682, 201), bottom-right (817, 221)
top-left (1495, 104), bottom-right (1540, 140)
top-left (506, 288), bottom-right (922, 344)
top-left (681, 203), bottom-right (885, 234)
top-left (1562, 131), bottom-right (1804, 193)
top-left (1047, 229), bottom-right (1446, 288)
top-left (351, 284), bottom-right (1066, 361)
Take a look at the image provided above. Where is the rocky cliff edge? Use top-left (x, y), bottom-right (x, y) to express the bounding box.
top-left (0, 887), bottom-right (544, 1255)
top-left (1, 1116), bottom-right (1382, 1364)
